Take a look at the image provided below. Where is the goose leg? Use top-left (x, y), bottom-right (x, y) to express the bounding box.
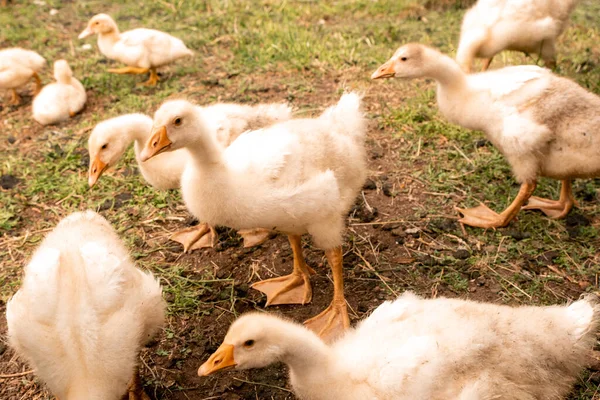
top-left (8, 89), bottom-right (20, 105)
top-left (139, 67), bottom-right (159, 86)
top-left (521, 179), bottom-right (575, 219)
top-left (456, 182), bottom-right (536, 228)
top-left (238, 228), bottom-right (273, 248)
top-left (252, 234), bottom-right (315, 305)
top-left (170, 223), bottom-right (216, 253)
top-left (481, 56), bottom-right (494, 71)
top-left (32, 72), bottom-right (42, 95)
top-left (304, 246), bottom-right (350, 342)
top-left (107, 66), bottom-right (150, 75)
top-left (123, 368), bottom-right (151, 400)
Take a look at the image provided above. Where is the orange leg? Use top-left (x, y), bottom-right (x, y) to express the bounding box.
top-left (456, 182), bottom-right (536, 228)
top-left (8, 89), bottom-right (20, 105)
top-left (522, 179), bottom-right (575, 219)
top-left (170, 223), bottom-right (216, 253)
top-left (32, 72), bottom-right (42, 95)
top-left (481, 56), bottom-right (494, 71)
top-left (138, 67), bottom-right (159, 86)
top-left (252, 234), bottom-right (315, 306)
top-left (304, 246), bottom-right (350, 342)
top-left (123, 368), bottom-right (151, 400)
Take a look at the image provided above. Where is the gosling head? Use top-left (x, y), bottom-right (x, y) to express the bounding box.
top-left (140, 100), bottom-right (200, 162)
top-left (198, 313), bottom-right (291, 376)
top-left (87, 115), bottom-right (147, 187)
top-left (371, 43), bottom-right (429, 80)
top-left (53, 59), bottom-right (73, 84)
top-left (79, 14), bottom-right (118, 39)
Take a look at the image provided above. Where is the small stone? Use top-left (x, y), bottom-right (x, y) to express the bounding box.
top-left (81, 43), bottom-right (92, 51)
top-left (452, 249), bottom-right (470, 260)
top-left (7, 136), bottom-right (15, 144)
top-left (405, 227), bottom-right (421, 238)
top-left (362, 178), bottom-right (377, 191)
top-left (475, 139), bottom-right (489, 148)
top-left (391, 228), bottom-right (405, 237)
top-left (0, 174), bottom-right (19, 189)
top-left (382, 182), bottom-right (393, 197)
top-left (506, 229), bottom-right (530, 241)
top-left (50, 8), bottom-right (59, 15)
top-left (381, 223), bottom-right (401, 231)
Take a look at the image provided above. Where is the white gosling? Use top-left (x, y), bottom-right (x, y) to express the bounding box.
top-left (372, 43), bottom-right (600, 228)
top-left (200, 292), bottom-right (599, 400)
top-left (78, 13), bottom-right (193, 86)
top-left (32, 59), bottom-right (86, 125)
top-left (456, 0), bottom-right (581, 72)
top-left (140, 93), bottom-right (367, 341)
top-left (6, 211), bottom-right (165, 400)
top-left (87, 102), bottom-right (292, 250)
top-left (0, 47), bottom-right (45, 104)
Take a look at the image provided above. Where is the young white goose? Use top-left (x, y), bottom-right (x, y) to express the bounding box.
top-left (88, 102), bottom-right (292, 250)
top-left (6, 211), bottom-right (165, 400)
top-left (200, 292), bottom-right (599, 400)
top-left (78, 13), bottom-right (193, 86)
top-left (372, 44), bottom-right (600, 228)
top-left (0, 47), bottom-right (45, 105)
top-left (457, 0), bottom-right (580, 72)
top-left (32, 60), bottom-right (86, 125)
top-left (140, 93), bottom-right (367, 340)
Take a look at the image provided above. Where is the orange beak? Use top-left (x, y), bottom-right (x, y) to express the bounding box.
top-left (78, 26), bottom-right (94, 39)
top-left (198, 344), bottom-right (237, 376)
top-left (371, 61), bottom-right (396, 80)
top-left (140, 126), bottom-right (171, 162)
top-left (88, 156), bottom-right (107, 187)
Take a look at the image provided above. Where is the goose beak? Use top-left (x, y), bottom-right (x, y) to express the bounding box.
top-left (198, 344), bottom-right (237, 376)
top-left (371, 61), bottom-right (396, 80)
top-left (140, 126), bottom-right (171, 162)
top-left (88, 157), bottom-right (107, 187)
top-left (78, 27), bottom-right (93, 39)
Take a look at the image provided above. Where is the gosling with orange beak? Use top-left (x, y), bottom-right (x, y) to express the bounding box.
top-left (372, 43), bottom-right (600, 229)
top-left (78, 13), bottom-right (193, 86)
top-left (142, 94), bottom-right (367, 342)
top-left (199, 293), bottom-right (600, 400)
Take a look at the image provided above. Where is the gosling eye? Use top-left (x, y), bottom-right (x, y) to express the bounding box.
top-left (243, 340), bottom-right (255, 348)
top-left (101, 143), bottom-right (108, 150)
top-left (400, 57), bottom-right (408, 62)
top-left (173, 117), bottom-right (182, 126)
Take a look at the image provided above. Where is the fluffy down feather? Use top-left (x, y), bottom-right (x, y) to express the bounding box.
top-left (6, 211), bottom-right (165, 400)
top-left (205, 292), bottom-right (599, 400)
top-left (456, 0), bottom-right (581, 71)
top-left (87, 103), bottom-right (292, 189)
top-left (0, 48), bottom-right (45, 90)
top-left (32, 60), bottom-right (86, 125)
top-left (146, 93), bottom-right (366, 249)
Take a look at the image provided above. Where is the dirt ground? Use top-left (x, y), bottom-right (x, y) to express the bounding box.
top-left (1, 1), bottom-right (599, 399)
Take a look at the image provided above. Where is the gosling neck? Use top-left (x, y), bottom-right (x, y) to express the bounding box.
top-left (276, 323), bottom-right (335, 388)
top-left (183, 116), bottom-right (226, 167)
top-left (97, 28), bottom-right (121, 53)
top-left (422, 48), bottom-right (467, 93)
top-left (121, 115), bottom-right (153, 147)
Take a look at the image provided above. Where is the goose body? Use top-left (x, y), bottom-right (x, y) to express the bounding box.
top-left (372, 44), bottom-right (600, 228)
top-left (32, 60), bottom-right (86, 125)
top-left (6, 211), bottom-right (165, 400)
top-left (0, 47), bottom-right (45, 104)
top-left (456, 0), bottom-right (581, 71)
top-left (141, 93), bottom-right (367, 339)
top-left (79, 13), bottom-right (192, 85)
top-left (201, 292), bottom-right (599, 400)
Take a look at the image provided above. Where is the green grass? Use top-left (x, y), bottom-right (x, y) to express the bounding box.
top-left (1, 0), bottom-right (600, 398)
